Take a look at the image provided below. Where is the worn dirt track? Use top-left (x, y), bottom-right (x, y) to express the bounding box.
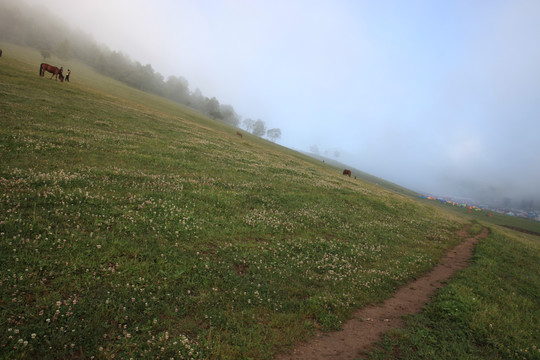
top-left (275, 227), bottom-right (489, 360)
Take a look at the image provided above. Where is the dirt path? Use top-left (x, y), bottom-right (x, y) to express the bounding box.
top-left (275, 227), bottom-right (489, 360)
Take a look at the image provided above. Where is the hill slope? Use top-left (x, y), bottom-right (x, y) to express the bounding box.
top-left (0, 42), bottom-right (474, 359)
top-left (300, 152), bottom-right (419, 198)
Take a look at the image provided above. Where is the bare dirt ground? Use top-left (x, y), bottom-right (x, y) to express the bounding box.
top-left (275, 227), bottom-right (489, 360)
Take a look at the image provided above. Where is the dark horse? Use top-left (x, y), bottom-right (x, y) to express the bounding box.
top-left (40, 63), bottom-right (64, 82)
top-left (343, 169), bottom-right (352, 177)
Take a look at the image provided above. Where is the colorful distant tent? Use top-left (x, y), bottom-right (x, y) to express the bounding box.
top-left (418, 194), bottom-right (483, 213)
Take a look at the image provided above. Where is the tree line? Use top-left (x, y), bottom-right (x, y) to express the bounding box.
top-left (0, 1), bottom-right (281, 142)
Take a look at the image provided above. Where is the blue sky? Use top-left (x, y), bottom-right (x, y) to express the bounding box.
top-left (24, 0), bottom-right (540, 206)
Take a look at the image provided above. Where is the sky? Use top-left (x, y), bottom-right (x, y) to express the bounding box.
top-left (22, 0), bottom-right (540, 207)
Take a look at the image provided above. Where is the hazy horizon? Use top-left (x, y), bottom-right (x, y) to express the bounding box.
top-left (11, 0), bottom-right (540, 209)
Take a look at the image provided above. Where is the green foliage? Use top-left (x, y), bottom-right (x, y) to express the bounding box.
top-left (367, 229), bottom-right (540, 360)
top-left (252, 119), bottom-right (267, 137)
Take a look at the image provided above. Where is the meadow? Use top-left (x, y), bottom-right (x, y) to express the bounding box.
top-left (1, 42), bottom-right (538, 359)
top-left (367, 227), bottom-right (539, 360)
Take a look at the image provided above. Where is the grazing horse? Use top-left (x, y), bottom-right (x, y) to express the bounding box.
top-left (343, 169), bottom-right (351, 177)
top-left (236, 131), bottom-right (243, 138)
top-left (40, 63), bottom-right (64, 82)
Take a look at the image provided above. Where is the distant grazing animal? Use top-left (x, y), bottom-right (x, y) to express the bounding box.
top-left (39, 63), bottom-right (64, 82)
top-left (343, 169), bottom-right (351, 177)
top-left (236, 131), bottom-right (243, 138)
top-left (0, 49), bottom-right (2, 57)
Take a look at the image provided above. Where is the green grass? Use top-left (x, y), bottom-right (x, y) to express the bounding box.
top-left (1, 42), bottom-right (538, 359)
top-left (366, 227), bottom-right (540, 360)
top-left (467, 222), bottom-right (484, 236)
top-left (303, 154), bottom-right (419, 199)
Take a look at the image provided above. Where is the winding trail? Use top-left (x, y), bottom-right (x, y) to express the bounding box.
top-left (275, 227), bottom-right (489, 360)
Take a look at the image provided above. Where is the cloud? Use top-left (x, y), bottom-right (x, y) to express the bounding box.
top-left (446, 136), bottom-right (484, 165)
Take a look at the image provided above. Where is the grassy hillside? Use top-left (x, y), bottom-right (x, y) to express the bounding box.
top-left (306, 153), bottom-right (540, 235)
top-left (300, 153), bottom-right (419, 198)
top-left (1, 42), bottom-right (538, 359)
top-left (368, 227), bottom-right (540, 360)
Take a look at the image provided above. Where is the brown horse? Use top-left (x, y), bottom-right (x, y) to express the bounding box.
top-left (343, 169), bottom-right (351, 177)
top-left (236, 131), bottom-right (243, 138)
top-left (40, 63), bottom-right (64, 82)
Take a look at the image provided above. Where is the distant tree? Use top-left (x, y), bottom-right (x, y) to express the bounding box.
top-left (55, 39), bottom-right (71, 60)
top-left (243, 118), bottom-right (255, 133)
top-left (81, 43), bottom-right (105, 68)
top-left (252, 119), bottom-right (267, 137)
top-left (150, 70), bottom-right (165, 96)
top-left (140, 63), bottom-right (163, 94)
top-left (310, 144), bottom-right (320, 154)
top-left (40, 49), bottom-right (51, 60)
top-left (106, 51), bottom-right (132, 81)
top-left (95, 52), bottom-right (108, 72)
top-left (124, 61), bottom-right (145, 88)
top-left (220, 104), bottom-right (241, 127)
top-left (266, 128), bottom-right (281, 142)
top-left (165, 75), bottom-right (190, 105)
top-left (190, 88), bottom-right (206, 112)
top-left (206, 97), bottom-right (222, 119)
